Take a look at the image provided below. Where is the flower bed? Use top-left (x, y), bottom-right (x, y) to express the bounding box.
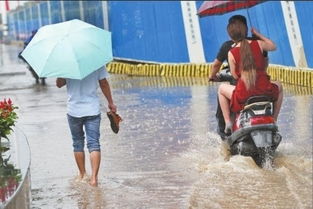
top-left (0, 98), bottom-right (23, 206)
top-left (0, 98), bottom-right (18, 140)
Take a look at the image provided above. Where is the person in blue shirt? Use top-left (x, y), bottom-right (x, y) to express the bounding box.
top-left (56, 66), bottom-right (117, 187)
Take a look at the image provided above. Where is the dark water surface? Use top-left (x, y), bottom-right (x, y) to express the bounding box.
top-left (0, 44), bottom-right (312, 209)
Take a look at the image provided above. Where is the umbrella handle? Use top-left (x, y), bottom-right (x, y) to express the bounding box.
top-left (247, 9), bottom-right (260, 40)
top-left (247, 8), bottom-right (259, 39)
top-left (247, 8), bottom-right (252, 29)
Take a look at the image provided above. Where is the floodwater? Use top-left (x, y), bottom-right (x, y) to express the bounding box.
top-left (0, 44), bottom-right (312, 209)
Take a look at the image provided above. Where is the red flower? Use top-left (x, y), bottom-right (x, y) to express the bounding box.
top-left (0, 98), bottom-right (18, 138)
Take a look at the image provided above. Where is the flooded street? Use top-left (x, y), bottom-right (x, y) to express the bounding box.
top-left (1, 44), bottom-right (312, 209)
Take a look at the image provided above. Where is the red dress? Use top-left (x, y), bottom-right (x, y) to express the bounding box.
top-left (230, 40), bottom-right (279, 113)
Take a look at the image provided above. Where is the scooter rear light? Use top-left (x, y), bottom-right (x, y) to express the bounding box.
top-left (250, 116), bottom-right (275, 125)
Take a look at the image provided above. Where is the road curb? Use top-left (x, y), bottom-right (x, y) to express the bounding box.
top-left (0, 72), bottom-right (26, 76)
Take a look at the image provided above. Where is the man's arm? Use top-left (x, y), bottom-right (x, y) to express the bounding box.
top-left (209, 59), bottom-right (223, 81)
top-left (99, 78), bottom-right (117, 112)
top-left (56, 78), bottom-right (66, 88)
top-left (209, 41), bottom-right (233, 81)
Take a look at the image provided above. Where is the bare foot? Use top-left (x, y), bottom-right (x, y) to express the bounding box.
top-left (75, 173), bottom-right (90, 183)
top-left (89, 178), bottom-right (98, 187)
top-left (81, 175), bottom-right (90, 183)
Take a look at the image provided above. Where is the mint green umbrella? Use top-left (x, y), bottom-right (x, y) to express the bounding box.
top-left (21, 19), bottom-right (113, 80)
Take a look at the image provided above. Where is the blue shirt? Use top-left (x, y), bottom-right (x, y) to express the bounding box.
top-left (66, 67), bottom-right (109, 117)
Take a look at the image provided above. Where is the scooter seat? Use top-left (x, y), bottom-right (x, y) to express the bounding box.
top-left (245, 96), bottom-right (272, 105)
top-left (244, 101), bottom-right (272, 111)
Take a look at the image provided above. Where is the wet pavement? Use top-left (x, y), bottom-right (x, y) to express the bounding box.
top-left (0, 44), bottom-right (312, 209)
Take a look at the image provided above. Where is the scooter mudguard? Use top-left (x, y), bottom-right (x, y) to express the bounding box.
top-left (227, 124), bottom-right (277, 146)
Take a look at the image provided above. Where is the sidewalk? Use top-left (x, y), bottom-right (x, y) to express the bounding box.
top-left (0, 44), bottom-right (46, 91)
top-left (0, 44), bottom-right (79, 208)
top-left (0, 43), bottom-right (26, 74)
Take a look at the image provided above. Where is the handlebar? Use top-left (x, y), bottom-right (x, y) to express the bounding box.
top-left (210, 68), bottom-right (236, 84)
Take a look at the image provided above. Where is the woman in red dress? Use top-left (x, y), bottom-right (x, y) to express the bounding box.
top-left (218, 19), bottom-right (283, 134)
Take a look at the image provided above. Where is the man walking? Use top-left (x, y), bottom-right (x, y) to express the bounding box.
top-left (56, 66), bottom-right (116, 187)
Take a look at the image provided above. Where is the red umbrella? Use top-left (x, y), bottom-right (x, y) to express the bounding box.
top-left (197, 0), bottom-right (265, 17)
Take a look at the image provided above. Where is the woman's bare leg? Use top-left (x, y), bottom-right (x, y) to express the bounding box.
top-left (272, 81), bottom-right (283, 121)
top-left (218, 83), bottom-right (235, 124)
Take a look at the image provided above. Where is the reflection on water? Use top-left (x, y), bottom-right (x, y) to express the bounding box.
top-left (0, 44), bottom-right (3, 66)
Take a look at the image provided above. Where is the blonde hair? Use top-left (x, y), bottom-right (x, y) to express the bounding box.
top-left (227, 20), bottom-right (256, 90)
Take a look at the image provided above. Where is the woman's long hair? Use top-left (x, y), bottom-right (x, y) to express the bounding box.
top-left (227, 20), bottom-right (256, 90)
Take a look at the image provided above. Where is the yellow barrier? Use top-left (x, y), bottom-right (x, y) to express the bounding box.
top-left (107, 62), bottom-right (313, 88)
top-left (108, 72), bottom-right (313, 95)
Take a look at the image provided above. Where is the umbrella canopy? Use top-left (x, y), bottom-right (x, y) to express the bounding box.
top-left (197, 0), bottom-right (264, 17)
top-left (21, 19), bottom-right (113, 80)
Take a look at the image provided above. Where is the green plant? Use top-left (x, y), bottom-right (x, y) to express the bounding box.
top-left (0, 98), bottom-right (21, 203)
top-left (0, 98), bottom-right (18, 140)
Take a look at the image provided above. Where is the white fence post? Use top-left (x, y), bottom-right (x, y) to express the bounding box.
top-left (180, 1), bottom-right (206, 63)
top-left (281, 1), bottom-right (308, 68)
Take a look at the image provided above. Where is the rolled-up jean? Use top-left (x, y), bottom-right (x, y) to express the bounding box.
top-left (67, 114), bottom-right (101, 153)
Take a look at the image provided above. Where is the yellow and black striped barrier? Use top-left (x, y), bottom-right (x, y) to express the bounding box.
top-left (109, 74), bottom-right (313, 95)
top-left (267, 65), bottom-right (313, 88)
top-left (107, 61), bottom-right (313, 88)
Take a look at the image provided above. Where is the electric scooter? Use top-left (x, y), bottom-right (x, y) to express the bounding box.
top-left (215, 68), bottom-right (282, 166)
